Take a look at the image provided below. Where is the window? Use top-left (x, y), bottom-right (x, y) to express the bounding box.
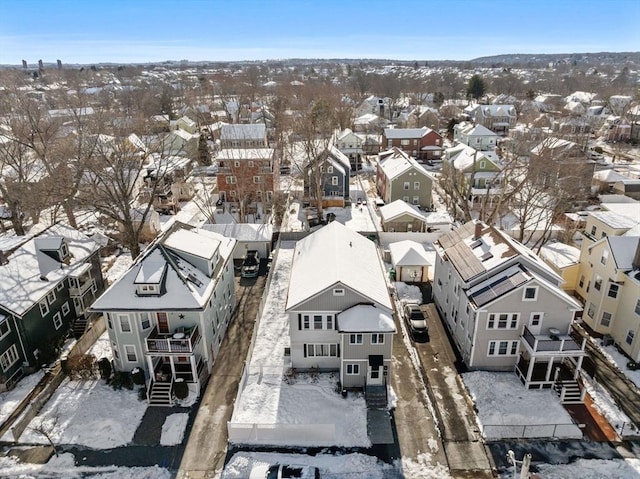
top-left (488, 340), bottom-right (519, 356)
top-left (590, 225), bottom-right (597, 236)
top-left (403, 196), bottom-right (409, 202)
top-left (523, 287), bottom-right (538, 301)
top-left (587, 303), bottom-right (595, 318)
top-left (626, 330), bottom-right (635, 346)
top-left (301, 315), bottom-right (310, 330)
top-left (140, 313), bottom-right (151, 330)
top-left (412, 196), bottom-right (419, 205)
top-left (124, 345), bottom-right (137, 363)
top-left (0, 345), bottom-right (19, 372)
top-left (56, 281), bottom-right (64, 291)
top-left (600, 311), bottom-right (612, 327)
top-left (600, 250), bottom-right (609, 265)
top-left (60, 242), bottom-right (69, 258)
top-left (327, 166), bottom-right (333, 173)
top-left (226, 176), bottom-right (237, 184)
top-left (579, 276), bottom-right (585, 288)
top-left (39, 300), bottom-right (49, 317)
top-left (253, 176), bottom-right (262, 183)
top-left (47, 290), bottom-right (56, 305)
top-left (61, 302), bottom-right (70, 316)
top-left (479, 160), bottom-right (486, 169)
top-left (403, 182), bottom-right (410, 190)
top-left (314, 315), bottom-right (323, 330)
top-left (594, 276), bottom-right (602, 291)
top-left (119, 315), bottom-right (131, 333)
top-left (349, 334), bottom-right (363, 345)
top-left (346, 364), bottom-right (360, 375)
top-left (529, 313), bottom-right (543, 327)
top-left (331, 176), bottom-right (338, 186)
top-left (0, 318), bottom-right (10, 339)
top-left (333, 288), bottom-right (345, 296)
top-left (401, 139), bottom-right (410, 146)
top-left (608, 284), bottom-right (619, 299)
top-left (307, 344), bottom-right (338, 357)
top-left (371, 334), bottom-right (384, 344)
top-left (327, 315), bottom-right (333, 330)
top-left (414, 181), bottom-right (420, 190)
top-left (53, 312), bottom-right (62, 330)
top-left (248, 161), bottom-right (254, 167)
top-left (487, 313), bottom-right (519, 329)
top-left (234, 161), bottom-right (240, 167)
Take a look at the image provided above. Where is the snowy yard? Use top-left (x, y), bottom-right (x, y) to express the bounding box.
top-left (462, 371), bottom-right (582, 439)
top-left (230, 244), bottom-right (370, 447)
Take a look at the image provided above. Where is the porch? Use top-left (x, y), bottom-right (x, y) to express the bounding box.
top-left (145, 324), bottom-right (201, 354)
top-left (150, 355), bottom-right (206, 384)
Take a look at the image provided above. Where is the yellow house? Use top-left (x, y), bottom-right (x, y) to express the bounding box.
top-left (539, 242), bottom-right (581, 293)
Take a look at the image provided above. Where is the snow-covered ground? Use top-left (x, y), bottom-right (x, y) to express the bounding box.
top-left (394, 282), bottom-right (423, 304)
top-left (160, 413), bottom-right (189, 446)
top-left (230, 244), bottom-right (370, 447)
top-left (0, 453), bottom-right (172, 479)
top-left (601, 344), bottom-right (640, 389)
top-left (0, 370), bottom-right (44, 425)
top-left (462, 371), bottom-right (582, 439)
top-left (533, 458), bottom-right (640, 479)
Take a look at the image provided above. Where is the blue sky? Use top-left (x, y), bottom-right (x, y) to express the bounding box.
top-left (0, 0), bottom-right (638, 65)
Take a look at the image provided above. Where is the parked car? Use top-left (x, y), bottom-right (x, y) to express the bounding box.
top-left (249, 464), bottom-right (320, 479)
top-left (403, 303), bottom-right (427, 335)
top-left (241, 250), bottom-right (260, 278)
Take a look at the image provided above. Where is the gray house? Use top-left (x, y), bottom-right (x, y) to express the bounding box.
top-left (433, 221), bottom-right (587, 401)
top-left (304, 145), bottom-right (351, 207)
top-left (285, 221), bottom-right (395, 391)
top-left (91, 222), bottom-right (237, 405)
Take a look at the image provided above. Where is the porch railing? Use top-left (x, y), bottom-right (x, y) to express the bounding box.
top-left (145, 325), bottom-right (201, 354)
top-left (521, 326), bottom-right (583, 354)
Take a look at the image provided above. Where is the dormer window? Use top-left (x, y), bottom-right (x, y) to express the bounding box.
top-left (139, 284), bottom-right (158, 295)
top-left (60, 241), bottom-right (69, 259)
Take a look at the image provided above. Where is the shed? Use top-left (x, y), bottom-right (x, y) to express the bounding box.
top-left (388, 240), bottom-right (431, 283)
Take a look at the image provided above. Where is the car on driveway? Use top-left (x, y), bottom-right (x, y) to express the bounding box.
top-left (249, 464), bottom-right (320, 479)
top-left (241, 250), bottom-right (260, 278)
top-left (404, 303), bottom-right (428, 336)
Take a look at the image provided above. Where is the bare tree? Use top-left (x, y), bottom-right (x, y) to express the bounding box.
top-left (30, 409), bottom-right (61, 457)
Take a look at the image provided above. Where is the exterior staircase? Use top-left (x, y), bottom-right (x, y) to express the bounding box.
top-left (365, 385), bottom-right (388, 409)
top-left (72, 315), bottom-right (88, 339)
top-left (554, 379), bottom-right (584, 404)
top-left (148, 381), bottom-right (173, 406)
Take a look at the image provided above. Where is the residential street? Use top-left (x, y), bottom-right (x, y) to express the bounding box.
top-left (177, 273), bottom-right (265, 479)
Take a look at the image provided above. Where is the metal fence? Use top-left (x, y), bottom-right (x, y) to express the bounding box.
top-left (481, 422), bottom-right (582, 439)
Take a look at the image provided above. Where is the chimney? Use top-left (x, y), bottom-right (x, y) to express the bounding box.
top-left (633, 238), bottom-right (640, 270)
top-left (474, 221), bottom-right (483, 240)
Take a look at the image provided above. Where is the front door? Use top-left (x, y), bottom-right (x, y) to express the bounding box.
top-left (157, 312), bottom-right (169, 333)
top-left (368, 365), bottom-right (383, 386)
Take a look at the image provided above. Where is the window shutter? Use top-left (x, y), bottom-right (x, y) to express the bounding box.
top-left (303, 344), bottom-right (307, 358)
top-left (298, 314), bottom-right (301, 330)
top-left (334, 315), bottom-right (337, 330)
top-left (337, 344), bottom-right (340, 357)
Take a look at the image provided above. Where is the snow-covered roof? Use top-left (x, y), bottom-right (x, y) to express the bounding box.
top-left (285, 222), bottom-right (391, 310)
top-left (201, 223), bottom-right (273, 243)
top-left (0, 224), bottom-right (101, 316)
top-left (589, 211), bottom-right (639, 230)
top-left (337, 304), bottom-right (395, 333)
top-left (603, 236), bottom-right (640, 270)
top-left (216, 148), bottom-right (274, 160)
top-left (384, 127), bottom-right (431, 139)
top-left (389, 240), bottom-right (431, 267)
top-left (378, 148), bottom-right (432, 181)
top-left (220, 123), bottom-right (266, 141)
top-left (379, 200), bottom-right (426, 222)
top-left (446, 144), bottom-right (500, 172)
top-left (163, 228), bottom-right (219, 260)
top-left (91, 225), bottom-right (235, 311)
top-left (539, 242), bottom-right (581, 269)
top-left (593, 170), bottom-right (632, 183)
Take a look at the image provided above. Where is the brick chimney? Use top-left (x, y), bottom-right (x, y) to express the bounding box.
top-left (474, 221), bottom-right (484, 240)
top-left (633, 238), bottom-right (640, 270)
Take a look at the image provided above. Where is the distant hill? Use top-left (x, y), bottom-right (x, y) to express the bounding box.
top-left (469, 52), bottom-right (640, 67)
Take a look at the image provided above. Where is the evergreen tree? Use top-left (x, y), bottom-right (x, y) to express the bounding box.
top-left (466, 74), bottom-right (486, 100)
top-left (197, 134), bottom-right (211, 166)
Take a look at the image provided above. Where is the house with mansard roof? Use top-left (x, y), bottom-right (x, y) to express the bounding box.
top-left (433, 221), bottom-right (587, 401)
top-left (91, 222), bottom-right (236, 405)
top-left (285, 221), bottom-right (395, 394)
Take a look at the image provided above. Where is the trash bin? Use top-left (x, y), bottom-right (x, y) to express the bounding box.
top-left (389, 269), bottom-right (396, 281)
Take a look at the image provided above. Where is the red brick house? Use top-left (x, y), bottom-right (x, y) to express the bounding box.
top-left (382, 127), bottom-right (443, 161)
top-left (216, 148), bottom-right (277, 206)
